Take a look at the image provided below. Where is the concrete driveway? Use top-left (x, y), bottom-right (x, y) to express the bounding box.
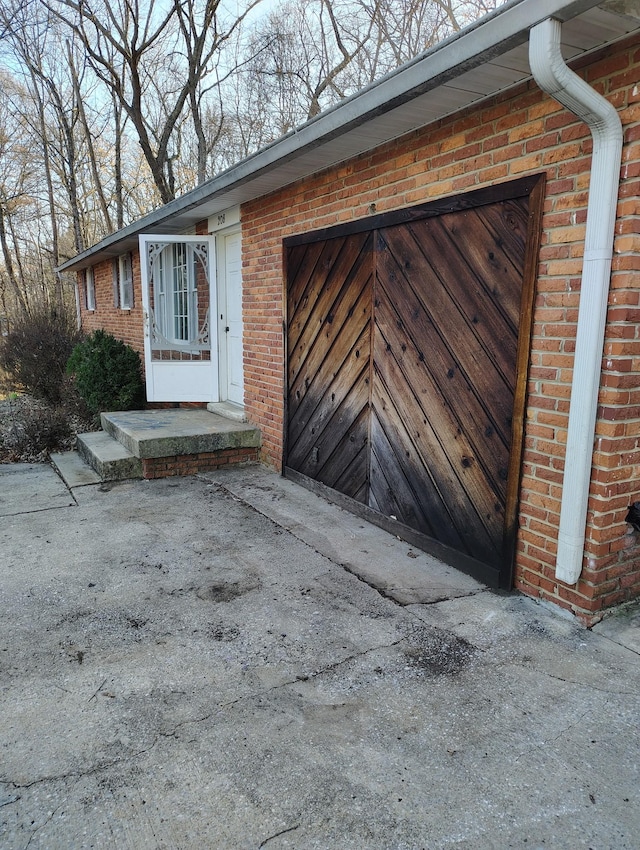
top-left (1, 463), bottom-right (639, 849)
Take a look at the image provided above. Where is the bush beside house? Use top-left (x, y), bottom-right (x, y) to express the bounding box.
top-left (66, 330), bottom-right (145, 418)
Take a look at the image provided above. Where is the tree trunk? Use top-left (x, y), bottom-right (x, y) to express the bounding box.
top-left (0, 205), bottom-right (29, 316)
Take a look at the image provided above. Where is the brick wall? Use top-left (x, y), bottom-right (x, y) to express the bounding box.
top-left (78, 253), bottom-right (144, 359)
top-left (78, 218), bottom-right (213, 370)
top-left (241, 36), bottom-right (640, 623)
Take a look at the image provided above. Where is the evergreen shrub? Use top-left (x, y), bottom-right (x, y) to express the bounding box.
top-left (67, 330), bottom-right (145, 415)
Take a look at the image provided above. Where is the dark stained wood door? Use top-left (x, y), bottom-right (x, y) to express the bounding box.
top-left (372, 201), bottom-right (528, 572)
top-left (286, 177), bottom-right (543, 588)
top-left (287, 232), bottom-right (373, 502)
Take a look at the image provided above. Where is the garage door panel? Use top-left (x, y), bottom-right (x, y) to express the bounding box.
top-left (290, 366), bottom-right (370, 482)
top-left (439, 201), bottom-right (528, 330)
top-left (376, 229), bottom-right (516, 449)
top-left (287, 240), bottom-right (330, 336)
top-left (289, 234), bottom-right (372, 385)
top-left (286, 177), bottom-right (543, 588)
top-left (288, 322), bottom-right (371, 459)
top-left (371, 378), bottom-right (482, 555)
top-left (372, 357), bottom-right (504, 562)
top-left (396, 218), bottom-right (520, 387)
top-left (287, 240), bottom-right (324, 305)
top-left (474, 199), bottom-right (529, 271)
top-left (317, 404), bottom-right (370, 502)
top-left (288, 257), bottom-right (372, 403)
top-left (288, 237), bottom-right (354, 355)
top-left (374, 281), bottom-right (511, 498)
top-left (370, 413), bottom-right (434, 536)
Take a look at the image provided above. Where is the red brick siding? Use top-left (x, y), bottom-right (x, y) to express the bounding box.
top-left (142, 447), bottom-right (258, 479)
top-left (240, 36), bottom-right (640, 622)
top-left (78, 253), bottom-right (145, 360)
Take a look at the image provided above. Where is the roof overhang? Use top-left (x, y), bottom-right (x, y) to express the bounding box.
top-left (59, 0), bottom-right (640, 273)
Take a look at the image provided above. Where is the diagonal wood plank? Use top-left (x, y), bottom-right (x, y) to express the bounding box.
top-left (286, 179), bottom-right (539, 586)
top-left (375, 245), bottom-right (513, 476)
top-left (376, 226), bottom-right (516, 448)
top-left (288, 323), bottom-right (371, 469)
top-left (438, 200), bottom-right (528, 330)
top-left (401, 216), bottom-right (520, 386)
top-left (371, 346), bottom-right (503, 562)
top-left (373, 293), bottom-right (506, 561)
top-left (288, 244), bottom-right (372, 405)
top-left (288, 233), bottom-right (371, 374)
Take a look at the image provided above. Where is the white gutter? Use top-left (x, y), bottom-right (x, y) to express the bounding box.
top-left (529, 18), bottom-right (623, 585)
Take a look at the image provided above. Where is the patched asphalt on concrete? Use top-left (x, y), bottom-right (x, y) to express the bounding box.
top-left (0, 467), bottom-right (639, 849)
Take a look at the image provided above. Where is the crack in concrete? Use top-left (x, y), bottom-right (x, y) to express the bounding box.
top-left (513, 708), bottom-right (593, 764)
top-left (156, 637), bottom-right (410, 739)
top-left (0, 628), bottom-right (446, 796)
top-left (595, 634), bottom-right (640, 658)
top-left (0, 787), bottom-right (21, 807)
top-left (259, 823), bottom-right (300, 847)
top-left (502, 660), bottom-right (639, 696)
top-left (1, 504), bottom-right (77, 518)
top-left (339, 560), bottom-right (488, 608)
top-left (23, 795), bottom-right (69, 850)
top-left (210, 479), bottom-right (485, 616)
top-left (2, 739), bottom-right (163, 792)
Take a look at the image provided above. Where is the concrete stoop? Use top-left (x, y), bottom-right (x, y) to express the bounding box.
top-left (77, 430), bottom-right (143, 481)
top-left (51, 408), bottom-right (261, 487)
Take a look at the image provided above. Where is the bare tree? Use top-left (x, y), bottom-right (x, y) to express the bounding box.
top-left (0, 74), bottom-right (39, 316)
top-left (233, 0), bottom-right (504, 152)
top-left (0, 2), bottom-right (119, 310)
top-left (0, 0), bottom-right (504, 326)
top-left (67, 40), bottom-right (114, 234)
top-left (45, 0), bottom-right (264, 202)
top-left (1, 2), bottom-right (86, 309)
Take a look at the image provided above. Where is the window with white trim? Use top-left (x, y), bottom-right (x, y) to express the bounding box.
top-left (156, 242), bottom-right (198, 343)
top-left (118, 253), bottom-right (133, 310)
top-left (85, 267), bottom-right (96, 311)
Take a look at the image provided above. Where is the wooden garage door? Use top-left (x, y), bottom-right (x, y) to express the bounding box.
top-left (285, 177), bottom-right (543, 588)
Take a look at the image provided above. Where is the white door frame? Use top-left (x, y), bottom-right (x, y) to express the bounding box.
top-left (139, 234), bottom-right (218, 403)
top-left (216, 226), bottom-right (244, 407)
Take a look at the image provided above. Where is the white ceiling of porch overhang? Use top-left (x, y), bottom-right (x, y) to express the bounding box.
top-left (59, 0), bottom-right (640, 273)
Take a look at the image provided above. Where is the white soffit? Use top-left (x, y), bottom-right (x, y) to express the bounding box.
top-left (256, 6), bottom-right (638, 178)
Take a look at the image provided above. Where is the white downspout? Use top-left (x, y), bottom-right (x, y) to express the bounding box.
top-left (529, 18), bottom-right (623, 585)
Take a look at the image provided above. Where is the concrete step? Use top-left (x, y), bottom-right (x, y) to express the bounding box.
top-left (101, 409), bottom-right (261, 459)
top-left (207, 401), bottom-right (248, 422)
top-left (77, 431), bottom-right (143, 481)
top-left (50, 450), bottom-right (101, 488)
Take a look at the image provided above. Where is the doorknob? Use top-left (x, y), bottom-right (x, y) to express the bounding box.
top-left (225, 326), bottom-right (230, 333)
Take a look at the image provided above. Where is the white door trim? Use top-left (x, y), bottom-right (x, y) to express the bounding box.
top-left (216, 227), bottom-right (244, 407)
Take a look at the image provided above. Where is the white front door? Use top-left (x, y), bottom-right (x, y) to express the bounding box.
top-left (139, 235), bottom-right (218, 402)
top-left (220, 231), bottom-right (244, 406)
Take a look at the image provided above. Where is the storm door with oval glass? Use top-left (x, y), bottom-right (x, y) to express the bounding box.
top-left (139, 235), bottom-right (218, 402)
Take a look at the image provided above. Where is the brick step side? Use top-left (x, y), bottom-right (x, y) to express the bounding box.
top-left (142, 446), bottom-right (259, 479)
